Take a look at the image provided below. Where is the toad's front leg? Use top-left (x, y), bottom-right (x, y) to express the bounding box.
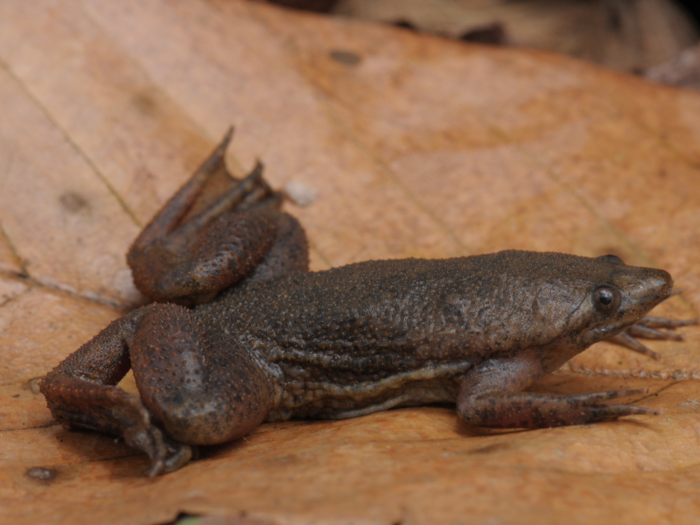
top-left (456, 349), bottom-right (657, 429)
top-left (41, 304), bottom-right (273, 475)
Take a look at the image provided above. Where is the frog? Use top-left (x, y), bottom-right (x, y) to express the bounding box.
top-left (40, 130), bottom-right (698, 476)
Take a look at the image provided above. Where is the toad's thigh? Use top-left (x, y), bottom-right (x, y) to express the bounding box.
top-left (131, 303), bottom-right (273, 445)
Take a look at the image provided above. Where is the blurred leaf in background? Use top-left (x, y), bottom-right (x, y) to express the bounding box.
top-left (268, 0), bottom-right (700, 76)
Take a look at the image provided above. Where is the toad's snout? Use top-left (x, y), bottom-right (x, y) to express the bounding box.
top-left (652, 269), bottom-right (673, 298)
top-left (614, 266), bottom-right (673, 313)
top-left (636, 268), bottom-right (673, 307)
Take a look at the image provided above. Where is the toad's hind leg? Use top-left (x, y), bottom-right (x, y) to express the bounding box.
top-left (40, 307), bottom-right (192, 475)
top-left (128, 129), bottom-right (290, 305)
top-left (41, 304), bottom-right (272, 476)
top-left (129, 304), bottom-right (273, 447)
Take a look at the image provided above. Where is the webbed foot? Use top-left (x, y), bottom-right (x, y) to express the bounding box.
top-left (128, 130), bottom-right (286, 305)
top-left (114, 397), bottom-right (192, 476)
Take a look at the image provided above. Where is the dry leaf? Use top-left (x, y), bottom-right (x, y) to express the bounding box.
top-left (0, 0), bottom-right (699, 524)
top-left (333, 0), bottom-right (700, 72)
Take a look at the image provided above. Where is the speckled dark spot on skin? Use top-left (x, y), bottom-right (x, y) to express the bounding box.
top-left (26, 467), bottom-right (56, 481)
top-left (59, 192), bottom-right (89, 213)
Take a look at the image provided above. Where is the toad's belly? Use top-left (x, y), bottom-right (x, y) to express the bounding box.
top-left (265, 361), bottom-right (472, 422)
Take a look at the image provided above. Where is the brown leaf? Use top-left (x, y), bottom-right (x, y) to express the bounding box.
top-left (333, 0), bottom-right (700, 72)
top-left (0, 0), bottom-right (699, 523)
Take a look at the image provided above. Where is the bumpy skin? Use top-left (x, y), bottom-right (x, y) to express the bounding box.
top-left (40, 132), bottom-right (696, 476)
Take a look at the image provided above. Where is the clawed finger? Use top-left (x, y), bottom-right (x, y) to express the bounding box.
top-left (571, 389), bottom-right (660, 421)
top-left (635, 316), bottom-right (699, 329)
top-left (572, 388), bottom-right (649, 403)
top-left (626, 324), bottom-right (685, 341)
top-left (607, 313), bottom-right (697, 361)
top-left (607, 332), bottom-right (661, 360)
top-left (589, 404), bottom-right (661, 421)
top-left (144, 458), bottom-right (165, 477)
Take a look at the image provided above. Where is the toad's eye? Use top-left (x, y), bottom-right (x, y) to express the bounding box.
top-left (594, 287), bottom-right (619, 311)
top-left (598, 254), bottom-right (625, 265)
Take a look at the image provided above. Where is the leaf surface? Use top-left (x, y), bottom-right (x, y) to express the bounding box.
top-left (0, 1), bottom-right (699, 523)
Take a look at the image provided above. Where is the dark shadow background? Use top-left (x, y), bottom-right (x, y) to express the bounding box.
top-left (677, 0), bottom-right (700, 24)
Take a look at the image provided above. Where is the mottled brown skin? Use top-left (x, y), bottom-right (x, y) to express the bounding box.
top-left (41, 131), bottom-right (697, 475)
